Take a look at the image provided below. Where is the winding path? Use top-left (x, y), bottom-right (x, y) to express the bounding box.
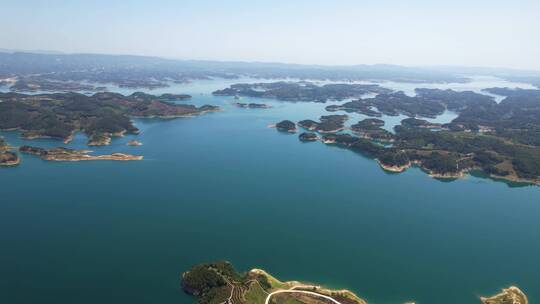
top-left (264, 289), bottom-right (343, 304)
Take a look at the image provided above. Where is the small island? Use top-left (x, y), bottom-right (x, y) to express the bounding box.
top-left (233, 102), bottom-right (271, 109)
top-left (400, 117), bottom-right (443, 130)
top-left (19, 146), bottom-right (142, 161)
top-left (127, 140), bottom-right (143, 146)
top-left (0, 151), bottom-right (20, 167)
top-left (275, 120), bottom-right (297, 133)
top-left (299, 132), bottom-right (318, 142)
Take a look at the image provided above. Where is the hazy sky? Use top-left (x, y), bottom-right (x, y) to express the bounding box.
top-left (1, 0), bottom-right (539, 69)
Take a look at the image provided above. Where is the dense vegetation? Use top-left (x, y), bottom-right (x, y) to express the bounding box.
top-left (282, 88), bottom-right (540, 184)
top-left (182, 261), bottom-right (247, 304)
top-left (451, 88), bottom-right (540, 146)
top-left (182, 261), bottom-right (368, 304)
top-left (297, 114), bottom-right (349, 133)
top-left (0, 91), bottom-right (218, 145)
top-left (275, 120), bottom-right (296, 132)
top-left (213, 81), bottom-right (391, 102)
top-left (299, 132), bottom-right (318, 141)
top-left (350, 119), bottom-right (395, 141)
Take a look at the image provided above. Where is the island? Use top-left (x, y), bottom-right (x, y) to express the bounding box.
top-left (0, 91), bottom-right (219, 147)
top-left (0, 151), bottom-right (20, 167)
top-left (275, 120), bottom-right (297, 133)
top-left (233, 102), bottom-right (271, 109)
top-left (181, 262), bottom-right (528, 304)
top-left (181, 261), bottom-right (366, 304)
top-left (0, 137), bottom-right (20, 167)
top-left (299, 132), bottom-right (318, 142)
top-left (213, 81), bottom-right (391, 102)
top-left (19, 146), bottom-right (142, 161)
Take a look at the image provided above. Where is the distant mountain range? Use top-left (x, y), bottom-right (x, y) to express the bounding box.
top-left (0, 50), bottom-right (539, 86)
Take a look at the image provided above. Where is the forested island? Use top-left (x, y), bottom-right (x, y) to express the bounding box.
top-left (0, 91), bottom-right (218, 167)
top-left (276, 88), bottom-right (540, 185)
top-left (213, 81), bottom-right (391, 102)
top-left (181, 261), bottom-right (527, 304)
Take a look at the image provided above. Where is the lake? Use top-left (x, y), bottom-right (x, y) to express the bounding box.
top-left (0, 77), bottom-right (539, 304)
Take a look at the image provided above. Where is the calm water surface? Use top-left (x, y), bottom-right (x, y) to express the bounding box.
top-left (1, 78), bottom-right (539, 304)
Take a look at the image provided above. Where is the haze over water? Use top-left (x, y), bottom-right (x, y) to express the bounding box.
top-left (1, 77), bottom-right (539, 304)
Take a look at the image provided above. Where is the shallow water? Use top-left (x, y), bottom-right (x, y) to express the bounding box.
top-left (1, 78), bottom-right (539, 304)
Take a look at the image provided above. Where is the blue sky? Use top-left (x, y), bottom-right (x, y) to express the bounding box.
top-left (1, 0), bottom-right (539, 69)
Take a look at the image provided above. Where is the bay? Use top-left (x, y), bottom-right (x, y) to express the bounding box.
top-left (1, 77), bottom-right (539, 304)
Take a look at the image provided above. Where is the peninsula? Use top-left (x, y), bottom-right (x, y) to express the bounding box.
top-left (275, 120), bottom-right (297, 133)
top-left (182, 262), bottom-right (528, 304)
top-left (326, 89), bottom-right (494, 118)
top-left (19, 146), bottom-right (142, 161)
top-left (181, 262), bottom-right (366, 304)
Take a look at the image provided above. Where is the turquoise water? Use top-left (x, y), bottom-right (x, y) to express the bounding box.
top-left (1, 78), bottom-right (539, 304)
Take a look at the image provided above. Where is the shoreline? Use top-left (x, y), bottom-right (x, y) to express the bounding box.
top-left (43, 153), bottom-right (143, 161)
top-left (376, 159), bottom-right (411, 173)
